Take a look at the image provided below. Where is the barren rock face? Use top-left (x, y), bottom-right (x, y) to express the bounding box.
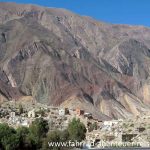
top-left (0, 2), bottom-right (150, 119)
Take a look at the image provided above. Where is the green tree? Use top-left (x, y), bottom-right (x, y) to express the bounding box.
top-left (42, 130), bottom-right (69, 150)
top-left (16, 126), bottom-right (31, 150)
top-left (0, 123), bottom-right (19, 150)
top-left (68, 118), bottom-right (87, 142)
top-left (60, 129), bottom-right (69, 141)
top-left (2, 134), bottom-right (19, 150)
top-left (28, 118), bottom-right (49, 149)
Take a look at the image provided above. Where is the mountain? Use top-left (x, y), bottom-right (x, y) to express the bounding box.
top-left (0, 2), bottom-right (150, 119)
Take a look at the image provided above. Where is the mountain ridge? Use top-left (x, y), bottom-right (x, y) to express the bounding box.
top-left (0, 2), bottom-right (150, 119)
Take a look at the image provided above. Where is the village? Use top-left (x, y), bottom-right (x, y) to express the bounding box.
top-left (0, 101), bottom-right (150, 148)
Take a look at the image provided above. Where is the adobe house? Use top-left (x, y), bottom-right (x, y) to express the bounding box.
top-left (76, 108), bottom-right (84, 116)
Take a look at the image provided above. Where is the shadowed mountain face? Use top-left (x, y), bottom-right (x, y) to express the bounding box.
top-left (0, 2), bottom-right (150, 119)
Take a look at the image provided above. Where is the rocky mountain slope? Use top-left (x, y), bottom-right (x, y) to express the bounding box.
top-left (0, 2), bottom-right (150, 119)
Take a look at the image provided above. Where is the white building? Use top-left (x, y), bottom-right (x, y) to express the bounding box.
top-left (59, 109), bottom-right (65, 116)
top-left (101, 120), bottom-right (120, 131)
top-left (9, 112), bottom-right (16, 123)
top-left (84, 112), bottom-right (92, 118)
top-left (28, 109), bottom-right (36, 118)
top-left (10, 112), bottom-right (15, 118)
top-left (59, 108), bottom-right (68, 116)
top-left (21, 120), bottom-right (29, 127)
top-left (103, 120), bottom-right (119, 127)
